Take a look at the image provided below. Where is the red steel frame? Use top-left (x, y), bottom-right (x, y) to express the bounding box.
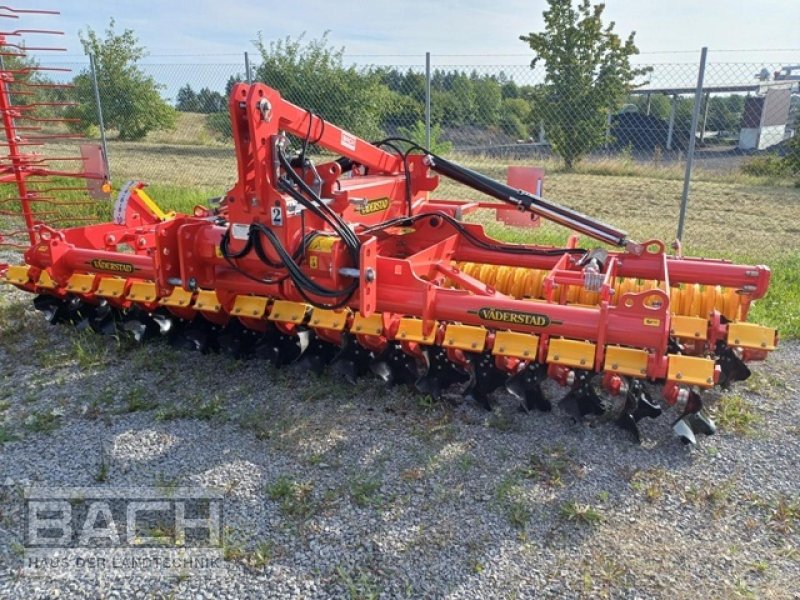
top-left (7, 82), bottom-right (774, 389)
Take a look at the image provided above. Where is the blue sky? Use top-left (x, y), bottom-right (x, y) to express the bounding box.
top-left (32, 0), bottom-right (800, 64)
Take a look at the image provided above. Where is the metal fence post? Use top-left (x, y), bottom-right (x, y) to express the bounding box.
top-left (666, 94), bottom-right (677, 151)
top-left (676, 46), bottom-right (708, 242)
top-left (425, 51), bottom-right (431, 150)
top-left (244, 51), bottom-right (252, 84)
top-left (88, 53), bottom-right (110, 178)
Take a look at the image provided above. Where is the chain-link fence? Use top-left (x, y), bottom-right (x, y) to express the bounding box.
top-left (38, 50), bottom-right (800, 263)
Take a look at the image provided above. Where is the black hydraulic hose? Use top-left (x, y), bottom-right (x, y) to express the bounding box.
top-left (425, 154), bottom-right (630, 248)
top-left (376, 136), bottom-right (630, 249)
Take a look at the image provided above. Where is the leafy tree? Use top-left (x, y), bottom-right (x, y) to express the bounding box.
top-left (500, 98), bottom-right (532, 138)
top-left (520, 0), bottom-right (649, 169)
top-left (196, 87), bottom-right (226, 113)
top-left (449, 74), bottom-right (476, 126)
top-left (67, 19), bottom-right (176, 140)
top-left (176, 84), bottom-right (200, 112)
top-left (784, 113), bottom-right (800, 177)
top-left (473, 78), bottom-right (502, 127)
top-left (397, 120), bottom-right (453, 154)
top-left (207, 111), bottom-right (232, 140)
top-left (380, 91), bottom-right (423, 132)
top-left (254, 32), bottom-right (391, 140)
top-left (225, 74), bottom-right (244, 97)
top-left (705, 95), bottom-right (745, 134)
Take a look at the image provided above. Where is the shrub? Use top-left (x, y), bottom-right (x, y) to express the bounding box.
top-left (740, 155), bottom-right (789, 177)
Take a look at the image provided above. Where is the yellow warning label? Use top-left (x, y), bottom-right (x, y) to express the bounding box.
top-left (643, 318), bottom-right (661, 327)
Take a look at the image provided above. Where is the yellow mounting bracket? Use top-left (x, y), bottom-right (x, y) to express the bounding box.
top-left (194, 289), bottom-right (222, 313)
top-left (351, 313), bottom-right (383, 336)
top-left (96, 277), bottom-right (127, 299)
top-left (669, 315), bottom-right (707, 340)
top-left (310, 308), bottom-right (350, 331)
top-left (492, 331), bottom-right (539, 359)
top-left (2, 264), bottom-right (31, 285)
top-left (268, 300), bottom-right (310, 324)
top-left (547, 338), bottom-right (596, 370)
top-left (667, 354), bottom-right (715, 388)
top-left (604, 346), bottom-right (648, 377)
top-left (232, 295), bottom-right (269, 318)
top-left (36, 269), bottom-right (57, 289)
top-left (442, 324), bottom-right (487, 352)
top-left (727, 322), bottom-right (777, 351)
top-left (159, 287), bottom-right (193, 308)
top-left (397, 318), bottom-right (436, 345)
top-left (65, 273), bottom-right (96, 294)
top-left (126, 281), bottom-right (158, 303)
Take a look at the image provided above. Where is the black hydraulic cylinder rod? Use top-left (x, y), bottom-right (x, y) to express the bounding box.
top-left (425, 154), bottom-right (630, 248)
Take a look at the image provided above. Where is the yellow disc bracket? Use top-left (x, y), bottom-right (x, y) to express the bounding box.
top-left (194, 290), bottom-right (222, 313)
top-left (351, 313), bottom-right (383, 336)
top-left (667, 354), bottom-right (716, 387)
top-left (36, 269), bottom-right (57, 289)
top-left (492, 330), bottom-right (539, 359)
top-left (727, 322), bottom-right (777, 351)
top-left (3, 264), bottom-right (31, 285)
top-left (96, 277), bottom-right (127, 299)
top-left (547, 338), bottom-right (596, 370)
top-left (396, 318), bottom-right (436, 345)
top-left (65, 273), bottom-right (97, 294)
top-left (310, 308), bottom-right (350, 331)
top-left (442, 324), bottom-right (487, 352)
top-left (126, 281), bottom-right (158, 303)
top-left (670, 315), bottom-right (707, 340)
top-left (604, 346), bottom-right (649, 377)
top-left (268, 300), bottom-right (310, 324)
top-left (232, 295), bottom-right (269, 318)
top-left (159, 287), bottom-right (194, 308)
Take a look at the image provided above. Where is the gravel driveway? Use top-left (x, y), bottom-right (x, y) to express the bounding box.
top-left (0, 286), bottom-right (798, 599)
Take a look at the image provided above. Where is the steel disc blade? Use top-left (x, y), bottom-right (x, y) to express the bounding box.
top-left (329, 335), bottom-right (373, 384)
top-left (414, 347), bottom-right (469, 400)
top-left (33, 294), bottom-right (68, 325)
top-left (558, 371), bottom-right (604, 420)
top-left (370, 343), bottom-right (419, 386)
top-left (506, 363), bottom-right (551, 412)
top-left (295, 332), bottom-right (340, 374)
top-left (463, 353), bottom-right (506, 411)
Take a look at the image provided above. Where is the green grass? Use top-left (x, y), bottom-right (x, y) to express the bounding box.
top-left (519, 445), bottom-right (575, 487)
top-left (266, 475), bottom-right (316, 520)
top-left (559, 501), bottom-right (604, 525)
top-left (712, 394), bottom-right (762, 436)
top-left (348, 474), bottom-right (384, 509)
top-left (23, 410), bottom-right (61, 434)
top-left (0, 425), bottom-right (19, 444)
top-left (746, 254), bottom-right (800, 339)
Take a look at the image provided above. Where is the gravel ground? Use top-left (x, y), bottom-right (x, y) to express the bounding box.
top-left (0, 285), bottom-right (799, 599)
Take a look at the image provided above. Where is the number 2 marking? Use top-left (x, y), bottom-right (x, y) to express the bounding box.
top-left (271, 206), bottom-right (283, 226)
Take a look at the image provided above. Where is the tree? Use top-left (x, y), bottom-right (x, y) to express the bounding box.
top-left (67, 19), bottom-right (176, 140)
top-left (176, 84), bottom-right (200, 112)
top-left (196, 87), bottom-right (226, 113)
top-left (500, 98), bottom-right (532, 138)
top-left (520, 0), bottom-right (649, 169)
top-left (784, 113), bottom-right (800, 177)
top-left (225, 74), bottom-right (244, 97)
top-left (397, 120), bottom-right (452, 154)
top-left (473, 78), bottom-right (502, 127)
top-left (254, 32), bottom-right (391, 140)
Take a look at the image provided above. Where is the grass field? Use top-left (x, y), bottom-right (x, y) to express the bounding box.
top-left (6, 129), bottom-right (800, 338)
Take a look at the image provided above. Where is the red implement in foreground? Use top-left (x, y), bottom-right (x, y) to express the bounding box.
top-left (0, 18), bottom-right (778, 445)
